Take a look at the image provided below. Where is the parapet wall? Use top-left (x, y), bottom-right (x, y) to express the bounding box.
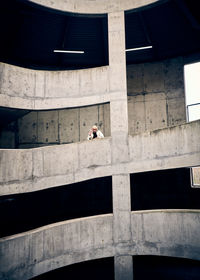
top-left (1, 120), bottom-right (199, 196)
top-left (28, 0), bottom-right (160, 14)
top-left (0, 63), bottom-right (110, 109)
top-left (1, 210), bottom-right (200, 280)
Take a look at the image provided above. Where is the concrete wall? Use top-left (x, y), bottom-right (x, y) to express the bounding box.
top-left (127, 57), bottom-right (186, 135)
top-left (16, 103), bottom-right (110, 148)
top-left (0, 63), bottom-right (110, 110)
top-left (28, 0), bottom-right (159, 14)
top-left (1, 210), bottom-right (200, 280)
top-left (1, 120), bottom-right (199, 196)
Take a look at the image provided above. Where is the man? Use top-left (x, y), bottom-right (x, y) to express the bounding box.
top-left (87, 125), bottom-right (104, 140)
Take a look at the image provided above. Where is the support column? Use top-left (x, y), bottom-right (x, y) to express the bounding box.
top-left (108, 11), bottom-right (133, 280)
top-left (114, 256), bottom-right (133, 280)
top-left (108, 11), bottom-right (129, 165)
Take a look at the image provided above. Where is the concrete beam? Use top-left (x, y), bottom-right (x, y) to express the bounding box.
top-left (28, 0), bottom-right (159, 14)
top-left (0, 120), bottom-right (199, 195)
top-left (131, 210), bottom-right (200, 260)
top-left (0, 214), bottom-right (114, 280)
top-left (0, 63), bottom-right (110, 110)
top-left (1, 210), bottom-right (200, 279)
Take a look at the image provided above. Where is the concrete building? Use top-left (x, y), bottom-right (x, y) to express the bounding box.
top-left (0, 0), bottom-right (200, 279)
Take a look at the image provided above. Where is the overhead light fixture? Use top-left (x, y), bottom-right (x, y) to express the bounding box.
top-left (126, 45), bottom-right (153, 52)
top-left (53, 50), bottom-right (84, 54)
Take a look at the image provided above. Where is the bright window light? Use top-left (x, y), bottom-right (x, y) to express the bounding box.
top-left (126, 45), bottom-right (153, 52)
top-left (184, 62), bottom-right (200, 122)
top-left (53, 50), bottom-right (84, 54)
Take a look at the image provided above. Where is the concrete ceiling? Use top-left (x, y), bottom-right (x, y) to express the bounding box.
top-left (0, 0), bottom-right (200, 70)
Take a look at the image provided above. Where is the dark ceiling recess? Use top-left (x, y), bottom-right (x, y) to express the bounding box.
top-left (0, 107), bottom-right (29, 129)
top-left (125, 0), bottom-right (200, 64)
top-left (0, 0), bottom-right (108, 70)
top-left (1, 0), bottom-right (200, 69)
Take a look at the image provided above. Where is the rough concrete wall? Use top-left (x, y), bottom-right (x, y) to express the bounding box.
top-left (16, 103), bottom-right (110, 148)
top-left (127, 57), bottom-right (186, 135)
top-left (28, 0), bottom-right (158, 14)
top-left (1, 120), bottom-right (199, 196)
top-left (0, 63), bottom-right (110, 110)
top-left (1, 210), bottom-right (200, 280)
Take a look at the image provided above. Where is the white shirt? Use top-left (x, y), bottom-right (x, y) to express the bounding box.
top-left (87, 130), bottom-right (104, 140)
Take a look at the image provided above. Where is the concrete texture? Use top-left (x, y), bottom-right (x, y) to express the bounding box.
top-left (0, 214), bottom-right (114, 280)
top-left (1, 210), bottom-right (200, 280)
top-left (128, 119), bottom-right (200, 173)
top-left (16, 103), bottom-right (110, 148)
top-left (127, 57), bottom-right (186, 135)
top-left (1, 120), bottom-right (200, 196)
top-left (28, 0), bottom-right (159, 14)
top-left (130, 210), bottom-right (200, 260)
top-left (0, 63), bottom-right (110, 110)
top-left (0, 1), bottom-right (200, 279)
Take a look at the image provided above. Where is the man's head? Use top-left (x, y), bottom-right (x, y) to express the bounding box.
top-left (92, 125), bottom-right (98, 132)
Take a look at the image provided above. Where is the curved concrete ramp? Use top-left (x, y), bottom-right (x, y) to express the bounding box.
top-left (0, 63), bottom-right (110, 110)
top-left (0, 214), bottom-right (114, 280)
top-left (1, 210), bottom-right (200, 279)
top-left (28, 0), bottom-right (159, 14)
top-left (0, 120), bottom-right (200, 196)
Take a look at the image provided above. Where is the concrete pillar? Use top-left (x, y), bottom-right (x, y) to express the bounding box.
top-left (108, 12), bottom-right (129, 165)
top-left (114, 256), bottom-right (133, 280)
top-left (108, 11), bottom-right (133, 280)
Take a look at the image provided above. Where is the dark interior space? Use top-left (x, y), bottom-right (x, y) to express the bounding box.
top-left (1, 0), bottom-right (200, 70)
top-left (125, 0), bottom-right (200, 64)
top-left (0, 176), bottom-right (112, 237)
top-left (133, 255), bottom-right (200, 280)
top-left (131, 168), bottom-right (200, 211)
top-left (31, 257), bottom-right (114, 280)
top-left (0, 0), bottom-right (108, 70)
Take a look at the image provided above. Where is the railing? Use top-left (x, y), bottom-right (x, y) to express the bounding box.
top-left (186, 102), bottom-right (200, 187)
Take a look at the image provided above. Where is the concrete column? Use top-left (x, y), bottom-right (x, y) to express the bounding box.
top-left (115, 256), bottom-right (133, 280)
top-left (108, 12), bottom-right (129, 164)
top-left (108, 12), bottom-right (133, 280)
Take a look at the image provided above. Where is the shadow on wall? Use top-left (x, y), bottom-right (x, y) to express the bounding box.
top-left (30, 257), bottom-right (114, 280)
top-left (0, 103), bottom-right (110, 149)
top-left (0, 176), bottom-right (112, 237)
top-left (131, 168), bottom-right (200, 211)
top-left (133, 255), bottom-right (200, 280)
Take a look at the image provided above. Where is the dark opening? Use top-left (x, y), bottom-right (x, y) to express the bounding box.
top-left (31, 257), bottom-right (114, 280)
top-left (133, 255), bottom-right (200, 280)
top-left (0, 176), bottom-right (112, 237)
top-left (0, 0), bottom-right (108, 70)
top-left (131, 168), bottom-right (200, 211)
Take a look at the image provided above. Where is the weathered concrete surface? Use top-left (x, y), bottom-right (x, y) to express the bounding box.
top-left (28, 0), bottom-right (159, 14)
top-left (108, 12), bottom-right (133, 280)
top-left (0, 63), bottom-right (110, 109)
top-left (1, 210), bottom-right (200, 279)
top-left (1, 120), bottom-right (200, 195)
top-left (114, 256), bottom-right (133, 280)
top-left (0, 138), bottom-right (112, 195)
top-left (127, 57), bottom-right (186, 135)
top-left (128, 119), bottom-right (200, 173)
top-left (0, 214), bottom-right (114, 280)
top-left (131, 210), bottom-right (200, 260)
top-left (16, 103), bottom-right (110, 148)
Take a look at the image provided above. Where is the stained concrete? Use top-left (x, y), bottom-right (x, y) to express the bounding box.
top-left (0, 120), bottom-right (199, 196)
top-left (127, 57), bottom-right (186, 135)
top-left (1, 210), bottom-right (200, 280)
top-left (0, 63), bottom-right (110, 110)
top-left (0, 2), bottom-right (199, 279)
top-left (28, 0), bottom-right (159, 14)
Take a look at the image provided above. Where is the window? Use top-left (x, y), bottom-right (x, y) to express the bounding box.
top-left (184, 62), bottom-right (200, 187)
